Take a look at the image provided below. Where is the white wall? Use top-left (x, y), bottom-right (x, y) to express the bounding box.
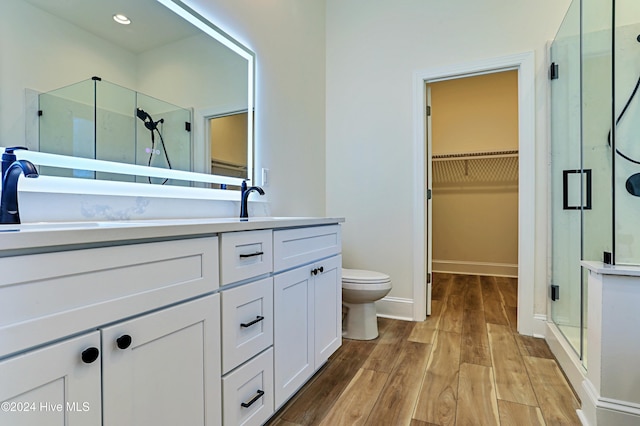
top-left (184, 0), bottom-right (327, 216)
top-left (0, 0), bottom-right (138, 148)
top-left (325, 0), bottom-right (572, 320)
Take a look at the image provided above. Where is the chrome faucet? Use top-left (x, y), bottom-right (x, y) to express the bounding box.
top-left (240, 180), bottom-right (264, 220)
top-left (1, 160), bottom-right (39, 224)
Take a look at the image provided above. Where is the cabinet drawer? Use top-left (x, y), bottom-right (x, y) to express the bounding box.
top-left (273, 225), bottom-right (341, 272)
top-left (221, 277), bottom-right (273, 374)
top-left (222, 348), bottom-right (274, 426)
top-left (220, 230), bottom-right (273, 285)
top-left (0, 237), bottom-right (218, 359)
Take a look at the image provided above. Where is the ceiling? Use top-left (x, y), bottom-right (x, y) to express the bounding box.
top-left (23, 0), bottom-right (200, 54)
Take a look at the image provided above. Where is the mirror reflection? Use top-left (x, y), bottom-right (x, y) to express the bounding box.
top-left (1, 0), bottom-right (254, 185)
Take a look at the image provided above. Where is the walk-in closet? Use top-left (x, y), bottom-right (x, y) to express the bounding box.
top-left (429, 70), bottom-right (519, 284)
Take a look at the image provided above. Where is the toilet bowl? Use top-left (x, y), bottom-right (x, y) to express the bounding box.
top-left (342, 268), bottom-right (392, 340)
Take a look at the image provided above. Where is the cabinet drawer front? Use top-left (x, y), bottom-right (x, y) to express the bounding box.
top-left (221, 277), bottom-right (273, 374)
top-left (220, 230), bottom-right (273, 285)
top-left (222, 348), bottom-right (274, 426)
top-left (0, 237), bottom-right (218, 359)
top-left (273, 225), bottom-right (341, 272)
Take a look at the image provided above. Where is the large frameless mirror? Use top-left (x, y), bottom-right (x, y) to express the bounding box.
top-left (0, 0), bottom-right (254, 188)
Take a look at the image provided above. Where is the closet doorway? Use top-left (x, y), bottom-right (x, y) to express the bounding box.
top-left (412, 52), bottom-right (536, 335)
top-left (428, 70), bottom-right (519, 325)
top-left (429, 72), bottom-right (519, 276)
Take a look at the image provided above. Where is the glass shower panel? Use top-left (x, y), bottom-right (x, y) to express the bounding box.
top-left (582, 0), bottom-right (614, 262)
top-left (550, 0), bottom-right (582, 358)
top-left (95, 80), bottom-right (136, 182)
top-left (581, 0), bottom-right (615, 369)
top-left (614, 0), bottom-right (640, 265)
top-left (39, 79), bottom-right (96, 179)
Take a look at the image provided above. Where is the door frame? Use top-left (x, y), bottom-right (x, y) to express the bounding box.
top-left (412, 52), bottom-right (536, 336)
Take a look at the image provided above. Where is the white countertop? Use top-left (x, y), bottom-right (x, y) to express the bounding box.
top-left (0, 217), bottom-right (345, 255)
top-left (581, 260), bottom-right (640, 277)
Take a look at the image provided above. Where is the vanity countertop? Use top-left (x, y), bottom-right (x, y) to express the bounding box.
top-left (0, 217), bottom-right (344, 256)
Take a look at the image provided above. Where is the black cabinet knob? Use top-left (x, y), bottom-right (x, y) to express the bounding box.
top-left (116, 334), bottom-right (132, 350)
top-left (311, 268), bottom-right (317, 276)
top-left (81, 347), bottom-right (100, 364)
top-left (318, 266), bottom-right (324, 273)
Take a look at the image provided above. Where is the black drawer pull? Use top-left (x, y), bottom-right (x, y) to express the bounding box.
top-left (240, 316), bottom-right (265, 328)
top-left (239, 251), bottom-right (264, 259)
top-left (241, 390), bottom-right (265, 408)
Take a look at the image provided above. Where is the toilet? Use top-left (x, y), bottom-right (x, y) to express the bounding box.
top-left (341, 268), bottom-right (392, 340)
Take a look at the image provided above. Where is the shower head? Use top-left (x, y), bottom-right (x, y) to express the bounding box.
top-left (136, 108), bottom-right (163, 131)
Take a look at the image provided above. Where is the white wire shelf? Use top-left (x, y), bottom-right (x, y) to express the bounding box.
top-left (432, 150), bottom-right (519, 184)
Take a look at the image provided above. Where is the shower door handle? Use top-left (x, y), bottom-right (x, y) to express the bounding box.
top-left (562, 169), bottom-right (592, 210)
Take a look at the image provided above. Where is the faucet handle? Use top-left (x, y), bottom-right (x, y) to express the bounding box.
top-left (3, 146), bottom-right (28, 154)
top-left (2, 147), bottom-right (29, 177)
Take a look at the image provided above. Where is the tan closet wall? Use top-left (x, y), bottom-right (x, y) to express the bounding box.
top-left (210, 112), bottom-right (248, 177)
top-left (430, 70), bottom-right (518, 276)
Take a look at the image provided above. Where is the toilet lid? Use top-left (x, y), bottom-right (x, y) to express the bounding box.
top-left (342, 268), bottom-right (391, 284)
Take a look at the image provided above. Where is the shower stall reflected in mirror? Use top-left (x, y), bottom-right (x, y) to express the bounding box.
top-left (550, 0), bottom-right (640, 368)
top-left (38, 77), bottom-right (192, 186)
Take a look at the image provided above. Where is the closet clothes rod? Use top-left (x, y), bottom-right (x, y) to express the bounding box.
top-left (432, 149), bottom-right (519, 161)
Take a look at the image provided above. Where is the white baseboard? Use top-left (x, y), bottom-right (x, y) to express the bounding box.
top-left (433, 259), bottom-right (518, 277)
top-left (582, 378), bottom-right (640, 425)
top-left (375, 296), bottom-right (413, 321)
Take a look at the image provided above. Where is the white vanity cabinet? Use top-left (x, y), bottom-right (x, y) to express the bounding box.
top-left (0, 218), bottom-right (343, 426)
top-left (272, 225), bottom-right (342, 408)
top-left (0, 236), bottom-right (221, 426)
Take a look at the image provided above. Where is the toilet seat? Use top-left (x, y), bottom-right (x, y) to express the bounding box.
top-left (342, 268), bottom-right (391, 284)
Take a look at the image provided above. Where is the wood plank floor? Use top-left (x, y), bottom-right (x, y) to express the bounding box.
top-left (266, 273), bottom-right (581, 426)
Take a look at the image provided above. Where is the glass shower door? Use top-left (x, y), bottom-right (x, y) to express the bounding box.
top-left (550, 0), bottom-right (583, 360)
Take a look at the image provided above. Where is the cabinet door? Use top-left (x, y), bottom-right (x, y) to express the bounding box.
top-left (273, 267), bottom-right (314, 409)
top-left (0, 331), bottom-right (101, 426)
top-left (102, 295), bottom-right (221, 426)
top-left (313, 255), bottom-right (342, 366)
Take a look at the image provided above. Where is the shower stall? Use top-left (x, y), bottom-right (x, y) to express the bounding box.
top-left (550, 0), bottom-right (640, 366)
top-left (37, 77), bottom-right (192, 185)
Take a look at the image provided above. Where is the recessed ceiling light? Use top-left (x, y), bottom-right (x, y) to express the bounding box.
top-left (113, 14), bottom-right (131, 25)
